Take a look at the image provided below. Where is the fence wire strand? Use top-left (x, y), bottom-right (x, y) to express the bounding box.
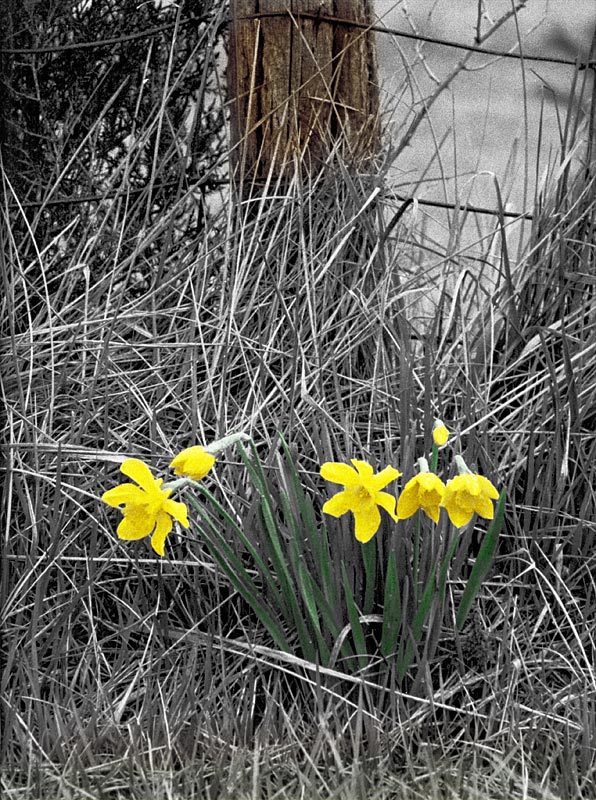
top-left (5, 11), bottom-right (594, 68)
top-left (236, 11), bottom-right (596, 70)
top-left (4, 8), bottom-right (593, 218)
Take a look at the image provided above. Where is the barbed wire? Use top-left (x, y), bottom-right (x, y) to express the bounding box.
top-left (4, 10), bottom-right (595, 68)
top-left (0, 15), bottom-right (217, 55)
top-left (5, 7), bottom-right (589, 219)
top-left (4, 179), bottom-right (535, 221)
top-left (2, 22), bottom-right (180, 55)
top-left (238, 11), bottom-right (595, 70)
top-left (4, 177), bottom-right (223, 210)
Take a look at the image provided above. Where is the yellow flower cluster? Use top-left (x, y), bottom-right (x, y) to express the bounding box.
top-left (102, 422), bottom-right (499, 555)
top-left (321, 420), bottom-right (499, 540)
top-left (102, 446), bottom-right (215, 556)
top-left (398, 469), bottom-right (499, 528)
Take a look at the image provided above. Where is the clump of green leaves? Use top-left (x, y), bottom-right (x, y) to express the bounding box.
top-left (102, 429), bottom-right (505, 684)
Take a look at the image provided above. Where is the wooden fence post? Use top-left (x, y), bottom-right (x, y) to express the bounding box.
top-left (228, 0), bottom-right (380, 188)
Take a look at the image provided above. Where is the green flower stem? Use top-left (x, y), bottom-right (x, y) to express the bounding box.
top-left (296, 561), bottom-right (332, 664)
top-left (236, 442), bottom-right (309, 639)
top-left (413, 512), bottom-right (421, 605)
top-left (397, 559), bottom-right (438, 680)
top-left (362, 538), bottom-right (376, 616)
top-left (258, 491), bottom-right (318, 662)
top-left (410, 456), bottom-right (431, 605)
top-left (237, 438), bottom-right (347, 664)
top-left (430, 443), bottom-right (439, 473)
top-left (278, 484), bottom-right (346, 663)
top-left (380, 550), bottom-right (402, 658)
top-left (438, 528), bottom-right (461, 606)
top-left (342, 561), bottom-right (368, 671)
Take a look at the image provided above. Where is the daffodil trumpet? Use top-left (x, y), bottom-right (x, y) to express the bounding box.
top-left (440, 456), bottom-right (499, 529)
top-left (396, 458), bottom-right (446, 524)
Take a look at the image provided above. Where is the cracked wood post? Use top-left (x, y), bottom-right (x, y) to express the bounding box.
top-left (228, 0), bottom-right (380, 190)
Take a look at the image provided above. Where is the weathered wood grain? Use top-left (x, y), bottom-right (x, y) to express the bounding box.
top-left (228, 0), bottom-right (379, 185)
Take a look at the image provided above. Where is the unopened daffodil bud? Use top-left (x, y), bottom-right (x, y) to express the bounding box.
top-left (432, 419), bottom-right (450, 447)
top-left (170, 446), bottom-right (216, 481)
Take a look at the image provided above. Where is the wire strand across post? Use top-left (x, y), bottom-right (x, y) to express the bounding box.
top-left (227, 0), bottom-right (380, 191)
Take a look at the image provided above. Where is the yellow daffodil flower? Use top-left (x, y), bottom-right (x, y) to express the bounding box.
top-left (102, 458), bottom-right (189, 556)
top-left (432, 420), bottom-right (450, 447)
top-left (441, 473), bottom-right (499, 528)
top-left (320, 459), bottom-right (401, 543)
top-left (397, 472), bottom-right (446, 524)
top-left (170, 445), bottom-right (216, 481)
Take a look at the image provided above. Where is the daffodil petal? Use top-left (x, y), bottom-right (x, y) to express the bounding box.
top-left (422, 504), bottom-right (441, 524)
top-left (150, 512), bottom-right (173, 556)
top-left (396, 482), bottom-right (419, 519)
top-left (353, 505), bottom-right (381, 543)
top-left (320, 462), bottom-right (360, 487)
top-left (351, 459), bottom-right (374, 479)
top-left (117, 508), bottom-right (155, 540)
top-left (444, 504), bottom-right (473, 529)
top-left (322, 491), bottom-right (353, 517)
top-left (419, 472), bottom-right (446, 496)
top-left (466, 479), bottom-right (482, 497)
top-left (370, 465), bottom-right (402, 491)
top-left (120, 458), bottom-right (158, 493)
top-left (445, 475), bottom-right (469, 496)
top-left (458, 493), bottom-right (477, 513)
top-left (375, 491), bottom-right (398, 521)
top-left (478, 476), bottom-right (499, 499)
top-left (474, 494), bottom-right (495, 520)
top-left (102, 483), bottom-right (145, 507)
top-left (421, 488), bottom-right (444, 509)
top-left (164, 497), bottom-right (190, 528)
top-left (439, 472), bottom-right (499, 528)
